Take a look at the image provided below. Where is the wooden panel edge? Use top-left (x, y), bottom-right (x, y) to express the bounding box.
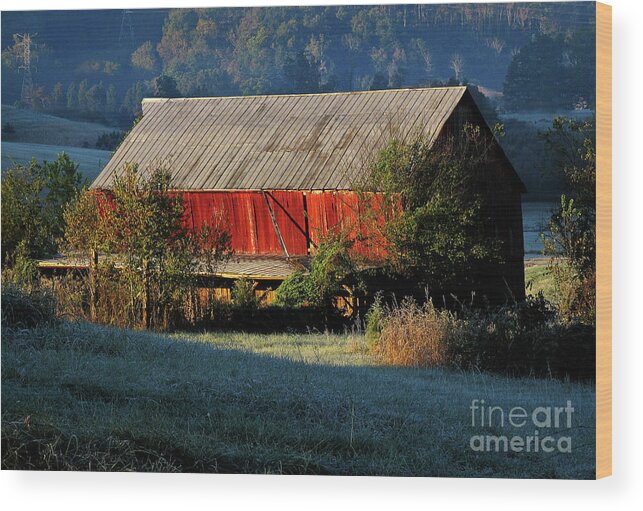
top-left (595, 1), bottom-right (612, 480)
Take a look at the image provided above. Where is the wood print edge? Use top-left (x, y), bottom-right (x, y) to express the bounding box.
top-left (595, 0), bottom-right (612, 480)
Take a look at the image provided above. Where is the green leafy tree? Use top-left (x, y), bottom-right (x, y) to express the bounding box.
top-left (1, 153), bottom-right (85, 266)
top-left (154, 74), bottom-right (180, 98)
top-left (106, 84), bottom-right (118, 113)
top-left (504, 32), bottom-right (596, 111)
top-left (64, 164), bottom-right (232, 328)
top-left (360, 124), bottom-right (503, 293)
top-left (66, 82), bottom-right (76, 110)
top-left (51, 82), bottom-right (64, 110)
top-left (276, 230), bottom-right (358, 308)
top-left (77, 79), bottom-right (89, 110)
top-left (283, 51), bottom-right (320, 93)
top-left (542, 117), bottom-right (596, 321)
top-left (86, 81), bottom-right (105, 112)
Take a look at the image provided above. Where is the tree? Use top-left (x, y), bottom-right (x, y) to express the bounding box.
top-left (411, 38), bottom-right (432, 79)
top-left (342, 33), bottom-right (361, 90)
top-left (86, 81), bottom-right (105, 112)
top-left (503, 32), bottom-right (595, 111)
top-left (51, 82), bottom-right (64, 110)
top-left (359, 124), bottom-right (502, 293)
top-left (1, 153), bottom-right (85, 266)
top-left (77, 79), bottom-right (89, 110)
top-left (450, 54), bottom-right (464, 83)
top-left (276, 231), bottom-right (358, 308)
top-left (122, 81), bottom-right (150, 116)
top-left (154, 74), bottom-right (180, 98)
top-left (542, 117), bottom-right (596, 321)
top-left (283, 51), bottom-right (320, 93)
top-left (131, 41), bottom-right (158, 72)
top-left (64, 164), bottom-right (232, 328)
top-left (486, 37), bottom-right (505, 55)
top-left (106, 84), bottom-right (118, 113)
top-left (66, 82), bottom-right (76, 110)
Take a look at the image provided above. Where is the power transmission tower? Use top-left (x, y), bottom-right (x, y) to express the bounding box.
top-left (17, 33), bottom-right (35, 107)
top-left (119, 10), bottom-right (135, 48)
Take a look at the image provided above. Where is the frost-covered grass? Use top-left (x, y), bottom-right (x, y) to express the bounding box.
top-left (2, 321), bottom-right (595, 477)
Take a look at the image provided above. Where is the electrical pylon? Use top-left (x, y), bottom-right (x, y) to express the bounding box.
top-left (119, 10), bottom-right (135, 48)
top-left (17, 33), bottom-right (34, 107)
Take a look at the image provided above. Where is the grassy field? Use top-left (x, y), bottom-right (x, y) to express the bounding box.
top-left (525, 260), bottom-right (556, 302)
top-left (2, 320), bottom-right (595, 477)
top-left (1, 105), bottom-right (115, 147)
top-left (1, 141), bottom-right (111, 182)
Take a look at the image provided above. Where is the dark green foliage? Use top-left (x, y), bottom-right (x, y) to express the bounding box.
top-left (231, 278), bottom-right (265, 310)
top-left (542, 117), bottom-right (596, 321)
top-left (2, 122), bottom-right (16, 137)
top-left (2, 4), bottom-right (596, 131)
top-left (63, 164), bottom-right (233, 329)
top-left (361, 125), bottom-right (501, 292)
top-left (451, 295), bottom-right (594, 380)
top-left (154, 74), bottom-right (180, 98)
top-left (364, 292), bottom-right (384, 349)
top-left (1, 153), bottom-right (85, 265)
top-left (498, 119), bottom-right (560, 200)
top-left (283, 51), bottom-right (321, 93)
top-left (275, 232), bottom-right (357, 308)
top-left (95, 130), bottom-right (126, 150)
top-left (503, 31), bottom-right (596, 111)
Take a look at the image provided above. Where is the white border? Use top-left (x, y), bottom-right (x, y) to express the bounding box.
top-left (1, 1), bottom-right (641, 509)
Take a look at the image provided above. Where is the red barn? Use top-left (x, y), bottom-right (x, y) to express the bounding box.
top-left (91, 86), bottom-right (526, 304)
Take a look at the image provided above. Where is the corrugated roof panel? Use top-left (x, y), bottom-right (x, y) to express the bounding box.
top-left (93, 87), bottom-right (470, 190)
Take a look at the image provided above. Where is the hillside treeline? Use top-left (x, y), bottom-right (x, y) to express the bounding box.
top-left (2, 3), bottom-right (595, 126)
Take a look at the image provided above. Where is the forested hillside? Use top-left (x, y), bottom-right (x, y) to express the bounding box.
top-left (1, 3), bottom-right (596, 198)
top-left (2, 4), bottom-right (595, 119)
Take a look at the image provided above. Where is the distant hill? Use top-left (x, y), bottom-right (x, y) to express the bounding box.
top-left (1, 104), bottom-right (116, 147)
top-left (1, 141), bottom-right (112, 182)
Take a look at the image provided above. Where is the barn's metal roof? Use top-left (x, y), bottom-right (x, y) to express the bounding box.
top-left (92, 87), bottom-right (469, 191)
top-left (38, 253), bottom-right (304, 280)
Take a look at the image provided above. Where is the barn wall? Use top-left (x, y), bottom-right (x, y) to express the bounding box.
top-left (182, 190), bottom-right (391, 260)
top-left (183, 191), bottom-right (309, 255)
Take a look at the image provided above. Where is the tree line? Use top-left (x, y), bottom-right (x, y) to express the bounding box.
top-left (2, 3), bottom-right (596, 127)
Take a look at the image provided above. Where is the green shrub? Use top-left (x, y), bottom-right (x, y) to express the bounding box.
top-left (275, 232), bottom-right (357, 308)
top-left (1, 153), bottom-right (85, 266)
top-left (231, 278), bottom-right (264, 310)
top-left (364, 292), bottom-right (384, 349)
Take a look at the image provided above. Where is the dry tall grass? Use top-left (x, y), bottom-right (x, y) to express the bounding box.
top-left (367, 294), bottom-right (595, 380)
top-left (371, 298), bottom-right (456, 367)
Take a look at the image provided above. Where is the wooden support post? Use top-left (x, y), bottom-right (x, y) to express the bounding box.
top-left (262, 190), bottom-right (290, 259)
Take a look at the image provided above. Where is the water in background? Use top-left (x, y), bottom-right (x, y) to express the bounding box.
top-left (522, 201), bottom-right (558, 259)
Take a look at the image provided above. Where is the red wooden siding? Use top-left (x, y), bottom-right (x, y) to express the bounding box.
top-left (306, 191), bottom-right (390, 261)
top-left (183, 190), bottom-right (393, 259)
top-left (95, 189), bottom-right (394, 260)
top-left (183, 191), bottom-right (309, 256)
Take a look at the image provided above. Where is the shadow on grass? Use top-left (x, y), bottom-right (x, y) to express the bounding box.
top-left (1, 320), bottom-right (596, 478)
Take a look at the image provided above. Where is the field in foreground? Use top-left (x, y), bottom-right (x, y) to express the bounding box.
top-left (1, 141), bottom-right (111, 182)
top-left (1, 320), bottom-right (595, 477)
